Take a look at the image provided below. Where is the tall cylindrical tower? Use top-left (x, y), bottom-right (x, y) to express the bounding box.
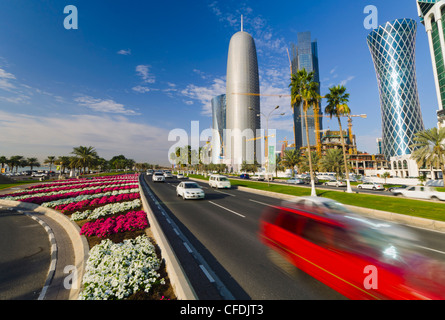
top-left (225, 30), bottom-right (260, 170)
top-left (367, 18), bottom-right (425, 159)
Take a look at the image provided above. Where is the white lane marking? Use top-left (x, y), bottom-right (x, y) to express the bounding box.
top-left (249, 199), bottom-right (273, 206)
top-left (208, 201), bottom-right (245, 218)
top-left (213, 189), bottom-right (235, 196)
top-left (183, 242), bottom-right (193, 253)
top-left (413, 244), bottom-right (445, 256)
top-left (199, 265), bottom-right (215, 283)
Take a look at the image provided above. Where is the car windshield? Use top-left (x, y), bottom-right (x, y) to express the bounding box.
top-left (184, 183), bottom-right (200, 189)
top-left (219, 177), bottom-right (228, 181)
top-left (155, 173), bottom-right (163, 175)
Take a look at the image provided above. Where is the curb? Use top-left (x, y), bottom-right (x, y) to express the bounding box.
top-left (138, 175), bottom-right (198, 300)
top-left (0, 199), bottom-right (89, 300)
top-left (189, 177), bottom-right (445, 234)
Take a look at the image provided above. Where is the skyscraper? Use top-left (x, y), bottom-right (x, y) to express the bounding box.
top-left (367, 19), bottom-right (425, 159)
top-left (211, 94), bottom-right (226, 164)
top-left (417, 0), bottom-right (445, 128)
top-left (290, 32), bottom-right (322, 150)
top-left (225, 22), bottom-right (261, 170)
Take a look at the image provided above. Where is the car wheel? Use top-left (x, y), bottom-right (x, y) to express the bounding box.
top-left (358, 186), bottom-right (362, 189)
top-left (431, 196), bottom-right (439, 201)
top-left (372, 187), bottom-right (376, 190)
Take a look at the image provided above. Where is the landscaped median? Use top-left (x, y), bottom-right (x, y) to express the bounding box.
top-left (188, 174), bottom-right (445, 225)
top-left (0, 173), bottom-right (176, 300)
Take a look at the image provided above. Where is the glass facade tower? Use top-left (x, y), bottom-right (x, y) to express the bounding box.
top-left (211, 94), bottom-right (226, 164)
top-left (417, 0), bottom-right (445, 128)
top-left (367, 19), bottom-right (425, 159)
top-left (290, 32), bottom-right (322, 150)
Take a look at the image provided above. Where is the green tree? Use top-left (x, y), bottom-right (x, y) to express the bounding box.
top-left (410, 127), bottom-right (445, 181)
top-left (280, 149), bottom-right (301, 177)
top-left (318, 149), bottom-right (344, 179)
top-left (44, 156), bottom-right (56, 173)
top-left (55, 156), bottom-right (71, 174)
top-left (324, 85), bottom-right (353, 193)
top-left (290, 68), bottom-right (321, 196)
top-left (26, 157), bottom-right (41, 171)
top-left (0, 156), bottom-right (7, 171)
top-left (8, 155), bottom-right (24, 173)
top-left (71, 146), bottom-right (98, 174)
top-left (382, 172), bottom-right (391, 184)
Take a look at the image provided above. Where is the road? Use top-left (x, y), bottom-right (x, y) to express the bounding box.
top-left (0, 208), bottom-right (51, 300)
top-left (142, 174), bottom-right (445, 300)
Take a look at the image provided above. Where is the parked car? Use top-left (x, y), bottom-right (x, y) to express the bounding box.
top-left (324, 180), bottom-right (347, 187)
top-left (176, 173), bottom-right (186, 179)
top-left (240, 174), bottom-right (250, 179)
top-left (176, 181), bottom-right (205, 200)
top-left (357, 182), bottom-right (384, 191)
top-left (251, 175), bottom-right (265, 181)
top-left (286, 178), bottom-right (304, 185)
top-left (391, 186), bottom-right (445, 201)
top-left (303, 176), bottom-right (319, 185)
top-left (258, 201), bottom-right (445, 300)
top-left (152, 172), bottom-right (165, 182)
top-left (209, 175), bottom-right (231, 189)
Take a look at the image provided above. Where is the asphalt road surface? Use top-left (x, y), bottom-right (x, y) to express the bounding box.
top-left (0, 208), bottom-right (50, 300)
top-left (142, 174), bottom-right (445, 300)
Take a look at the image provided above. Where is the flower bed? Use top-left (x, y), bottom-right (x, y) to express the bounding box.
top-left (80, 210), bottom-right (148, 238)
top-left (79, 235), bottom-right (165, 300)
top-left (2, 173), bottom-right (175, 300)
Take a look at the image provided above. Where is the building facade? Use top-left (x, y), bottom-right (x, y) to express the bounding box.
top-left (290, 32), bottom-right (322, 150)
top-left (367, 19), bottom-right (425, 160)
top-left (211, 94), bottom-right (226, 164)
top-left (225, 28), bottom-right (261, 170)
top-left (417, 0), bottom-right (445, 128)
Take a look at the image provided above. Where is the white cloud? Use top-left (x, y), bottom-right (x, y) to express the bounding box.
top-left (132, 85), bottom-right (151, 93)
top-left (136, 65), bottom-right (155, 84)
top-left (340, 76), bottom-right (355, 86)
top-left (0, 110), bottom-right (172, 164)
top-left (181, 77), bottom-right (226, 116)
top-left (0, 68), bottom-right (16, 91)
top-left (75, 95), bottom-right (139, 115)
top-left (117, 49), bottom-right (131, 55)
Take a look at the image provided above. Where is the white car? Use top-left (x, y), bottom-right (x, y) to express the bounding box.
top-left (251, 175), bottom-right (265, 181)
top-left (163, 171), bottom-right (173, 178)
top-left (324, 180), bottom-right (347, 187)
top-left (176, 173), bottom-right (186, 179)
top-left (357, 182), bottom-right (384, 191)
top-left (392, 186), bottom-right (445, 201)
top-left (176, 181), bottom-right (205, 200)
top-left (152, 172), bottom-right (165, 182)
top-left (286, 178), bottom-right (304, 185)
top-left (209, 175), bottom-right (231, 189)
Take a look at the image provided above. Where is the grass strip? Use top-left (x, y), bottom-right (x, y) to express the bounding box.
top-left (188, 174), bottom-right (445, 222)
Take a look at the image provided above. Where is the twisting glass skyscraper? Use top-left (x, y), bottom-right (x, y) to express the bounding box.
top-left (367, 19), bottom-right (425, 159)
top-left (417, 0), bottom-right (445, 127)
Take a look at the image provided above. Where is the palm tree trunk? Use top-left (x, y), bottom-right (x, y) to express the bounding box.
top-left (337, 117), bottom-right (353, 193)
top-left (304, 107), bottom-right (316, 196)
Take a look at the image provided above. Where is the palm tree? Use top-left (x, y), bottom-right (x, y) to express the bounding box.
top-left (71, 146), bottom-right (98, 174)
top-left (410, 127), bottom-right (445, 181)
top-left (319, 149), bottom-right (344, 179)
top-left (290, 69), bottom-right (321, 196)
top-left (0, 156), bottom-right (7, 172)
top-left (44, 156), bottom-right (56, 173)
top-left (8, 155), bottom-right (24, 173)
top-left (281, 149), bottom-right (301, 177)
top-left (26, 157), bottom-right (40, 171)
top-left (324, 85), bottom-right (353, 193)
top-left (55, 156), bottom-right (71, 174)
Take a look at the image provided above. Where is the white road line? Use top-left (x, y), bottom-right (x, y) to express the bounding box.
top-left (208, 201), bottom-right (245, 218)
top-left (413, 244), bottom-right (445, 256)
top-left (183, 242), bottom-right (193, 253)
top-left (213, 189), bottom-right (235, 196)
top-left (199, 265), bottom-right (215, 283)
top-left (249, 199), bottom-right (273, 206)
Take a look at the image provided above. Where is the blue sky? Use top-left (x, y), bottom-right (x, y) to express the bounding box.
top-left (0, 0), bottom-right (439, 165)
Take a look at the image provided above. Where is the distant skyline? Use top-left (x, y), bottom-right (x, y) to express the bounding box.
top-left (0, 0), bottom-right (440, 165)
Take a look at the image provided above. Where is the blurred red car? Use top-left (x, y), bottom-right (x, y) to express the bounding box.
top-left (258, 197), bottom-right (445, 300)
